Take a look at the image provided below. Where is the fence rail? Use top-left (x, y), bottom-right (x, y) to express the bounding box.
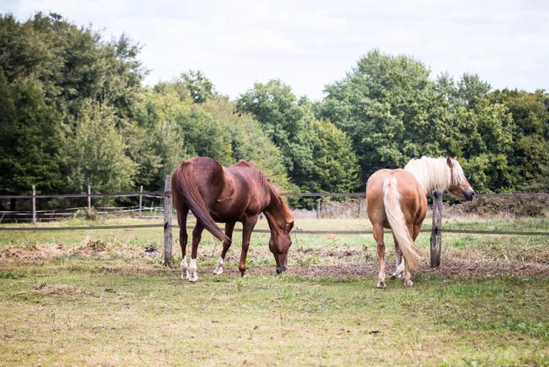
top-left (1, 224), bottom-right (548, 236)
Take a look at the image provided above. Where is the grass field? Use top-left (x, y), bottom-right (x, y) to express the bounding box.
top-left (1, 215), bottom-right (549, 366)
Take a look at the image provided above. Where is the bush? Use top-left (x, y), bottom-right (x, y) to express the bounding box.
top-left (455, 197), bottom-right (549, 217)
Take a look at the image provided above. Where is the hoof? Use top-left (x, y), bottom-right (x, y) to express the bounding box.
top-left (376, 281), bottom-right (387, 289)
top-left (188, 274), bottom-right (199, 282)
top-left (404, 279), bottom-right (414, 287)
top-left (181, 270), bottom-right (190, 280)
top-left (213, 266), bottom-right (223, 275)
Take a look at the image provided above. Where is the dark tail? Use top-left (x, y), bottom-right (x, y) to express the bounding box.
top-left (173, 161), bottom-right (229, 243)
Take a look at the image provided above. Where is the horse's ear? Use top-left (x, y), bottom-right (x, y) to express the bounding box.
top-left (287, 221), bottom-right (294, 232)
top-left (446, 156), bottom-right (454, 168)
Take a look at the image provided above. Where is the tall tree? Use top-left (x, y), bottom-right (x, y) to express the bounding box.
top-left (238, 80), bottom-right (360, 192)
top-left (63, 101), bottom-right (137, 193)
top-left (0, 70), bottom-right (64, 194)
top-left (321, 50), bottom-right (448, 183)
top-left (490, 89), bottom-right (549, 190)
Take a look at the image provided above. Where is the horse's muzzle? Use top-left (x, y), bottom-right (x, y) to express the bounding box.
top-left (276, 265), bottom-right (287, 274)
top-left (464, 189), bottom-right (475, 201)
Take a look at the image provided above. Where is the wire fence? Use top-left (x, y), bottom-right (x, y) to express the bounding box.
top-left (0, 186), bottom-right (548, 236)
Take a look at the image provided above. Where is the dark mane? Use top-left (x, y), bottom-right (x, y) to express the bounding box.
top-left (236, 160), bottom-right (293, 224)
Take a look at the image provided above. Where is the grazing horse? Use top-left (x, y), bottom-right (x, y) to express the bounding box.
top-left (366, 156), bottom-right (475, 288)
top-left (171, 157), bottom-right (294, 282)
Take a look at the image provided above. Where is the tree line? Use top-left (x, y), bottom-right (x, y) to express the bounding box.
top-left (1, 13), bottom-right (548, 202)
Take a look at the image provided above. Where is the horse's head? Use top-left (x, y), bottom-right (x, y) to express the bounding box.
top-left (269, 219), bottom-right (294, 274)
top-left (446, 157), bottom-right (475, 201)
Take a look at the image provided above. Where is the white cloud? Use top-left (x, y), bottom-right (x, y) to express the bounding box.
top-left (2, 0), bottom-right (549, 100)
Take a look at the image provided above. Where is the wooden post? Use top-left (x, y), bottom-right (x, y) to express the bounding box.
top-left (357, 199), bottom-right (362, 218)
top-left (87, 185), bottom-right (92, 212)
top-left (32, 185), bottom-right (37, 224)
top-left (163, 175), bottom-right (173, 267)
top-left (138, 185), bottom-right (143, 218)
top-left (316, 200), bottom-right (321, 219)
top-left (430, 190), bottom-right (443, 267)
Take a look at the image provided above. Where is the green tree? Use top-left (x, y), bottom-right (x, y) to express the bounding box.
top-left (302, 119), bottom-right (360, 193)
top-left (237, 79), bottom-right (309, 172)
top-left (0, 13), bottom-right (145, 194)
top-left (0, 70), bottom-right (64, 194)
top-left (321, 50), bottom-right (448, 182)
top-left (237, 80), bottom-right (360, 193)
top-left (202, 97), bottom-right (290, 188)
top-left (63, 101), bottom-right (137, 193)
top-left (490, 89), bottom-right (549, 191)
top-left (144, 77), bottom-right (291, 189)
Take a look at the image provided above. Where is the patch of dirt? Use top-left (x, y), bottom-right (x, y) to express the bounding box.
top-left (2, 241), bottom-right (549, 279)
top-left (201, 258), bottom-right (549, 279)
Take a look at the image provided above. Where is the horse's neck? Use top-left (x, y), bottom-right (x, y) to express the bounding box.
top-left (405, 163), bottom-right (449, 195)
top-left (263, 191), bottom-right (286, 231)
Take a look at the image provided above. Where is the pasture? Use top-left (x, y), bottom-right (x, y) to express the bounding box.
top-left (1, 215), bottom-right (549, 366)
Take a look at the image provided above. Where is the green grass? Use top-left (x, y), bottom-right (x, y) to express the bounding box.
top-left (1, 216), bottom-right (549, 366)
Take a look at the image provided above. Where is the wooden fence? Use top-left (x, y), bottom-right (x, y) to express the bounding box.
top-left (1, 176), bottom-right (549, 268)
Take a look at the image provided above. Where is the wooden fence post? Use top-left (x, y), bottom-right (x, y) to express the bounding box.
top-left (32, 185), bottom-right (37, 224)
top-left (316, 200), bottom-right (321, 219)
top-left (87, 185), bottom-right (92, 212)
top-left (430, 190), bottom-right (443, 267)
top-left (138, 185), bottom-right (143, 218)
top-left (163, 175), bottom-right (173, 267)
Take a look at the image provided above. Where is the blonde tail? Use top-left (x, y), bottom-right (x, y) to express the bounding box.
top-left (383, 178), bottom-right (420, 269)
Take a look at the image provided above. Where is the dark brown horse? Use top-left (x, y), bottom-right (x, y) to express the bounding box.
top-left (171, 157), bottom-right (294, 282)
top-left (366, 157), bottom-right (475, 288)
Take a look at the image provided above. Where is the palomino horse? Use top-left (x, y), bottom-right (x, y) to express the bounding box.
top-left (171, 157), bottom-right (294, 282)
top-left (366, 156), bottom-right (475, 288)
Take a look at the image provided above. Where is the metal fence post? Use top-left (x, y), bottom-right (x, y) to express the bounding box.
top-left (430, 190), bottom-right (443, 267)
top-left (138, 185), bottom-right (143, 218)
top-left (163, 175), bottom-right (173, 267)
top-left (32, 185), bottom-right (37, 224)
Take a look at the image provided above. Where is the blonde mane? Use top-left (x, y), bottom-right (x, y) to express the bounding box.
top-left (404, 156), bottom-right (466, 195)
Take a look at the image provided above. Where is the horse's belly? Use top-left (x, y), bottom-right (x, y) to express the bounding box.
top-left (210, 202), bottom-right (247, 222)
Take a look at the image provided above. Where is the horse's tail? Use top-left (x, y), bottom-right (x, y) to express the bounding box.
top-left (382, 178), bottom-right (420, 270)
top-left (172, 161), bottom-right (229, 243)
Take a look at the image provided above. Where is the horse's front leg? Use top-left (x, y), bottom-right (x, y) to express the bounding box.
top-left (188, 223), bottom-right (204, 282)
top-left (213, 221), bottom-right (236, 275)
top-left (239, 215), bottom-right (259, 277)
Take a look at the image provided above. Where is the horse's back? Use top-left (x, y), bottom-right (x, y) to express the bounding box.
top-left (366, 168), bottom-right (425, 226)
top-left (226, 162), bottom-right (271, 214)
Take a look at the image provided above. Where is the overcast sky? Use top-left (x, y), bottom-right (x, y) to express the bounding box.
top-left (2, 0), bottom-right (549, 100)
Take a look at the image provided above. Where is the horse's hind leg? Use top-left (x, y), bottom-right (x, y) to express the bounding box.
top-left (188, 222), bottom-right (204, 282)
top-left (391, 233), bottom-right (403, 279)
top-left (213, 221), bottom-right (236, 275)
top-left (177, 206), bottom-right (190, 280)
top-left (373, 224), bottom-right (386, 289)
top-left (393, 224), bottom-right (421, 286)
top-left (403, 224), bottom-right (421, 287)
